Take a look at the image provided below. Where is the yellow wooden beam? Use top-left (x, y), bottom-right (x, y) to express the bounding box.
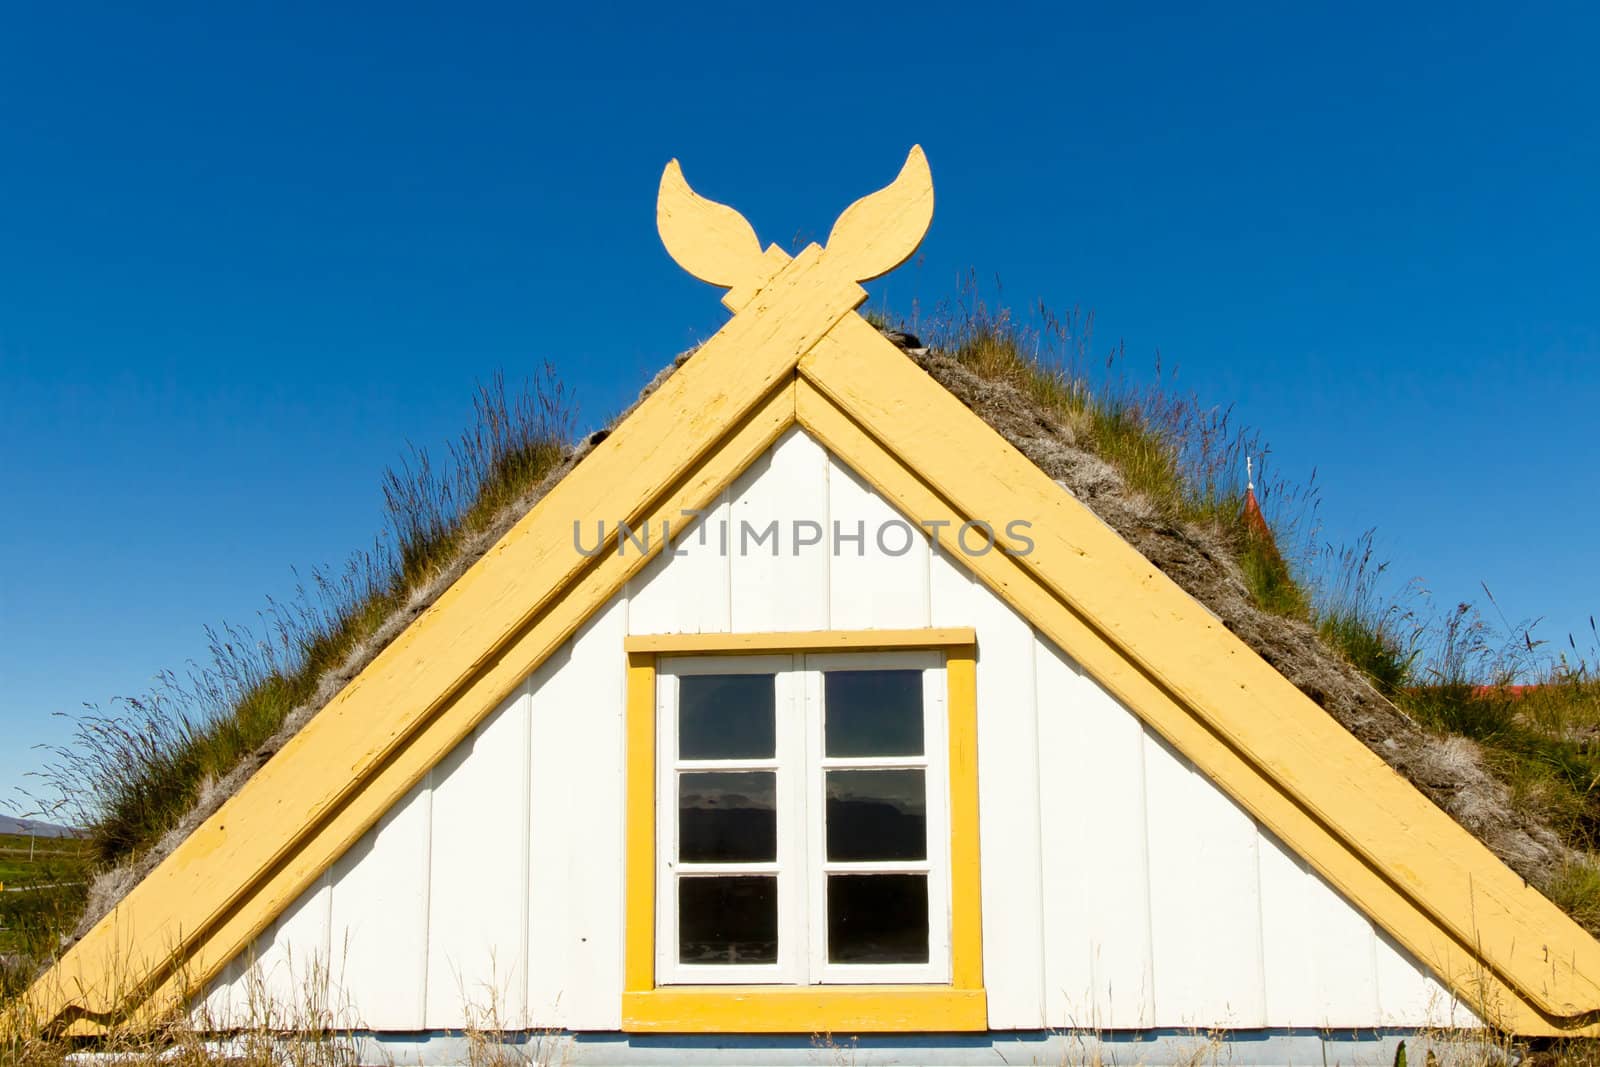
top-left (622, 986), bottom-right (987, 1033)
top-left (793, 341), bottom-right (1600, 1034)
top-left (621, 636), bottom-right (986, 1032)
top-left (29, 143), bottom-right (1600, 1042)
top-left (944, 648), bottom-right (984, 993)
top-left (624, 651), bottom-right (657, 998)
top-left (24, 144), bottom-right (936, 1034)
top-left (131, 381), bottom-right (803, 1028)
top-left (25, 359), bottom-right (815, 1029)
top-left (623, 627), bottom-right (976, 655)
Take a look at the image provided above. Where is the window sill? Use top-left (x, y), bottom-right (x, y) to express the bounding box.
top-left (621, 985), bottom-right (987, 1033)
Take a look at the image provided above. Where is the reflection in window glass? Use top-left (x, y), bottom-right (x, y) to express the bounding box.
top-left (823, 670), bottom-right (923, 757)
top-left (825, 769), bottom-right (926, 861)
top-left (679, 876), bottom-right (779, 964)
top-left (679, 674), bottom-right (775, 760)
top-left (679, 771), bottom-right (777, 863)
top-left (826, 874), bottom-right (929, 964)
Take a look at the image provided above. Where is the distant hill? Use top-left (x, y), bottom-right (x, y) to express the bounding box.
top-left (0, 816), bottom-right (81, 838)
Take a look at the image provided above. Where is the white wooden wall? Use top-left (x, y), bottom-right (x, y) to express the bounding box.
top-left (200, 429), bottom-right (1472, 1033)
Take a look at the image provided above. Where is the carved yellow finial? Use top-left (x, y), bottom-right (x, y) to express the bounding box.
top-left (657, 146), bottom-right (933, 299)
top-left (656, 160), bottom-right (768, 289)
top-left (820, 144), bottom-right (933, 284)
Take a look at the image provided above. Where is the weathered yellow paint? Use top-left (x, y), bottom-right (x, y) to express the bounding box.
top-left (27, 144), bottom-right (1600, 1038)
top-left (621, 987), bottom-right (987, 1033)
top-left (27, 374), bottom-right (804, 1030)
top-left (620, 630), bottom-right (986, 1032)
top-left (623, 627), bottom-right (977, 655)
top-left (944, 649), bottom-right (984, 993)
top-left (20, 148), bottom-right (938, 1034)
top-left (659, 146), bottom-right (933, 298)
top-left (818, 145), bottom-right (934, 285)
top-left (624, 651), bottom-right (658, 999)
top-left (134, 380), bottom-right (802, 1027)
top-left (656, 159), bottom-right (767, 290)
top-left (792, 364), bottom-right (1600, 1035)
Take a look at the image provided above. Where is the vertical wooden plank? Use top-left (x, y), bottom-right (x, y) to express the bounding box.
top-left (1305, 858), bottom-right (1382, 1024)
top-left (194, 951), bottom-right (245, 1028)
top-left (826, 454), bottom-right (930, 629)
top-left (1143, 731), bottom-right (1267, 1027)
top-left (417, 770), bottom-right (434, 1021)
top-left (971, 593), bottom-right (1045, 1029)
top-left (1375, 929), bottom-right (1479, 1027)
top-left (209, 874), bottom-right (331, 1028)
top-left (1033, 638), bottom-right (1097, 1027)
top-left (928, 545), bottom-right (974, 629)
top-left (325, 776), bottom-right (432, 1030)
top-left (553, 595), bottom-right (631, 1029)
top-left (269, 875), bottom-right (332, 1027)
top-left (525, 649), bottom-right (572, 1027)
top-left (1256, 831), bottom-right (1319, 1026)
top-left (626, 492), bottom-right (732, 636)
top-left (728, 428), bottom-right (830, 631)
top-left (1071, 668), bottom-right (1157, 1028)
top-left (1260, 824), bottom-right (1386, 1026)
top-left (516, 676), bottom-right (535, 1022)
top-left (424, 685), bottom-right (531, 1029)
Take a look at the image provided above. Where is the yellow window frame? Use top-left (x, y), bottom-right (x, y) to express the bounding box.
top-left (622, 627), bottom-right (986, 1032)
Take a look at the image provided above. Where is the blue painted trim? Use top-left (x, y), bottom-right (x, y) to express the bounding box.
top-left (320, 1027), bottom-right (1501, 1067)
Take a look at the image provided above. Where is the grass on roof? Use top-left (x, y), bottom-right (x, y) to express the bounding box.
top-left (9, 370), bottom-right (571, 926)
top-left (5, 288), bottom-right (1599, 1038)
top-left (904, 293), bottom-right (1307, 616)
top-left (895, 290), bottom-right (1600, 930)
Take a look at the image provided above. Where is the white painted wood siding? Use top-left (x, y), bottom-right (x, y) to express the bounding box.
top-left (200, 429), bottom-right (1470, 1033)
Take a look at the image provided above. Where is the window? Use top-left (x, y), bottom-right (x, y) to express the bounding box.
top-left (654, 653), bottom-right (949, 985)
top-left (622, 629), bottom-right (985, 1033)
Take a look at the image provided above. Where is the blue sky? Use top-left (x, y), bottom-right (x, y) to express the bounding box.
top-left (2, 3), bottom-right (1596, 812)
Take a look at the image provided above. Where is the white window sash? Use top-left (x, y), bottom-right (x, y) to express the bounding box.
top-left (805, 652), bottom-right (950, 985)
top-left (655, 651), bottom-right (951, 986)
top-left (656, 654), bottom-right (803, 985)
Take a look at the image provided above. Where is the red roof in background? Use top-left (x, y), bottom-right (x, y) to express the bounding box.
top-left (1242, 484), bottom-right (1274, 542)
top-left (1470, 684), bottom-right (1543, 700)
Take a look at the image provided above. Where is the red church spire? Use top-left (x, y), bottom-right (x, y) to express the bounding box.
top-left (1242, 456), bottom-right (1274, 543)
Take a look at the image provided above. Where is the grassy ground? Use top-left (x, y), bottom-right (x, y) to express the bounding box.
top-left (0, 834), bottom-right (89, 962)
top-left (0, 833), bottom-right (88, 885)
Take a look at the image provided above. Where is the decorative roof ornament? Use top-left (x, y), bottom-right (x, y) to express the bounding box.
top-left (657, 146), bottom-right (933, 312)
top-left (19, 141), bottom-right (1600, 1043)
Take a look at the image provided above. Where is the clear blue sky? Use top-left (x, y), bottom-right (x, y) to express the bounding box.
top-left (3, 3), bottom-right (1597, 811)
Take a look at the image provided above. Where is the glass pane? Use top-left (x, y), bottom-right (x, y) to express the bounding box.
top-left (827, 874), bottom-right (929, 964)
top-left (825, 769), bottom-right (926, 861)
top-left (679, 876), bottom-right (778, 964)
top-left (823, 669), bottom-right (923, 757)
top-left (679, 771), bottom-right (776, 862)
top-left (679, 674), bottom-right (776, 760)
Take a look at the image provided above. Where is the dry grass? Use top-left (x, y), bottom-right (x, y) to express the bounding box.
top-left (919, 297), bottom-right (1253, 529)
top-left (884, 289), bottom-right (1600, 934)
top-left (6, 282), bottom-right (1599, 1052)
top-left (5, 369), bottom-right (572, 999)
top-left (889, 288), bottom-right (1312, 619)
top-left (2, 948), bottom-right (569, 1066)
top-left (27, 369), bottom-right (570, 872)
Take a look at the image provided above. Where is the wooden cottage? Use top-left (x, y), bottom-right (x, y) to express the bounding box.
top-left (22, 148), bottom-right (1600, 1065)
